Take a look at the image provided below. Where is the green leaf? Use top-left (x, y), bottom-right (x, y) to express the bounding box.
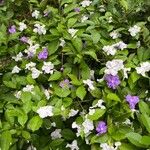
top-left (90, 88), bottom-right (101, 98)
top-left (84, 51), bottom-right (98, 61)
top-left (140, 136), bottom-right (150, 146)
top-left (50, 139), bottom-right (64, 148)
top-left (76, 85), bottom-right (86, 100)
top-left (27, 116), bottom-right (43, 131)
top-left (120, 0), bottom-right (128, 10)
top-left (130, 71), bottom-right (140, 83)
top-left (22, 131), bottom-right (31, 140)
top-left (80, 61), bottom-right (90, 79)
top-left (61, 0), bottom-right (73, 6)
top-left (140, 113), bottom-right (150, 133)
top-left (139, 101), bottom-right (150, 115)
top-left (21, 92), bottom-right (32, 103)
top-left (3, 81), bottom-right (16, 89)
top-left (72, 37), bottom-right (82, 52)
top-left (0, 131), bottom-right (12, 150)
top-left (48, 40), bottom-right (59, 55)
top-left (107, 93), bottom-right (120, 102)
top-left (62, 129), bottom-right (76, 140)
top-left (119, 143), bottom-right (137, 150)
top-left (64, 3), bottom-right (77, 14)
top-left (91, 31), bottom-right (100, 44)
top-left (63, 97), bottom-right (73, 107)
top-left (68, 74), bottom-right (82, 85)
top-left (68, 18), bottom-right (77, 28)
top-left (54, 87), bottom-right (71, 97)
top-left (91, 134), bottom-right (108, 144)
top-left (88, 109), bottom-right (105, 120)
top-left (48, 71), bottom-right (61, 81)
top-left (137, 47), bottom-right (144, 62)
top-left (126, 132), bottom-right (145, 147)
top-left (0, 24), bottom-right (7, 45)
top-left (18, 112), bottom-right (28, 126)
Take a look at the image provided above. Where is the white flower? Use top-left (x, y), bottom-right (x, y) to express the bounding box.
top-left (123, 119), bottom-right (132, 125)
top-left (51, 129), bottom-right (62, 140)
top-left (136, 62), bottom-right (150, 76)
top-left (81, 15), bottom-right (88, 22)
top-left (89, 109), bottom-right (95, 115)
top-left (82, 118), bottom-right (94, 135)
top-left (109, 31), bottom-right (121, 39)
top-left (102, 45), bottom-right (116, 55)
top-left (33, 24), bottom-right (46, 35)
top-left (72, 122), bottom-right (82, 137)
top-left (31, 68), bottom-right (42, 79)
top-left (105, 59), bottom-right (124, 76)
top-left (90, 70), bottom-right (95, 80)
top-left (97, 77), bottom-right (104, 83)
top-left (51, 122), bottom-right (56, 127)
top-left (90, 99), bottom-right (106, 109)
top-left (19, 22), bottom-right (27, 31)
top-left (108, 16), bottom-right (113, 23)
top-left (128, 25), bottom-right (141, 37)
top-left (68, 28), bottom-right (78, 37)
top-left (14, 91), bottom-right (22, 99)
top-left (12, 52), bottom-right (23, 61)
top-left (32, 10), bottom-right (40, 19)
top-left (60, 38), bottom-right (65, 47)
top-left (12, 65), bottom-right (21, 74)
top-left (146, 97), bottom-right (150, 102)
top-left (22, 85), bottom-right (34, 92)
top-left (37, 106), bottom-right (53, 118)
top-left (81, 0), bottom-right (92, 7)
top-left (44, 89), bottom-right (50, 100)
top-left (83, 79), bottom-right (95, 90)
top-left (100, 142), bottom-right (121, 150)
top-left (114, 41), bottom-right (127, 50)
top-left (99, 5), bottom-right (106, 12)
top-left (42, 62), bottom-right (54, 74)
top-left (25, 62), bottom-right (36, 70)
top-left (102, 41), bottom-right (127, 56)
top-left (68, 109), bottom-right (79, 117)
top-left (123, 67), bottom-right (131, 79)
top-left (24, 44), bottom-right (40, 56)
top-left (66, 140), bottom-right (79, 150)
top-left (137, 41), bottom-right (141, 48)
top-left (27, 145), bottom-right (37, 150)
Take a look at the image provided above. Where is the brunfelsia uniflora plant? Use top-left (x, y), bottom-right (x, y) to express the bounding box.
top-left (0, 0), bottom-right (150, 149)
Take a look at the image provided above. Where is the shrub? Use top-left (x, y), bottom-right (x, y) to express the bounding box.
top-left (0, 0), bottom-right (150, 150)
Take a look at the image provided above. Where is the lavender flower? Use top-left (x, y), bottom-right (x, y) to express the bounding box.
top-left (59, 79), bottom-right (70, 88)
top-left (28, 52), bottom-right (34, 58)
top-left (74, 8), bottom-right (80, 12)
top-left (126, 95), bottom-right (139, 109)
top-left (96, 121), bottom-right (107, 135)
top-left (20, 36), bottom-right (28, 43)
top-left (8, 25), bottom-right (16, 34)
top-left (104, 74), bottom-right (120, 89)
top-left (38, 48), bottom-right (48, 60)
top-left (44, 11), bottom-right (50, 17)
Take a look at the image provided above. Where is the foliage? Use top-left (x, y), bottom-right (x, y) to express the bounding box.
top-left (0, 0), bottom-right (150, 150)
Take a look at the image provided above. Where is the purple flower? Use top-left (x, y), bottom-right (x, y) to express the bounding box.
top-left (20, 36), bottom-right (28, 43)
top-left (104, 74), bottom-right (120, 89)
top-left (59, 79), bottom-right (70, 88)
top-left (44, 11), bottom-right (50, 17)
top-left (126, 95), bottom-right (139, 109)
top-left (38, 48), bottom-right (48, 60)
top-left (8, 25), bottom-right (16, 34)
top-left (74, 8), bottom-right (80, 12)
top-left (96, 121), bottom-right (107, 135)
